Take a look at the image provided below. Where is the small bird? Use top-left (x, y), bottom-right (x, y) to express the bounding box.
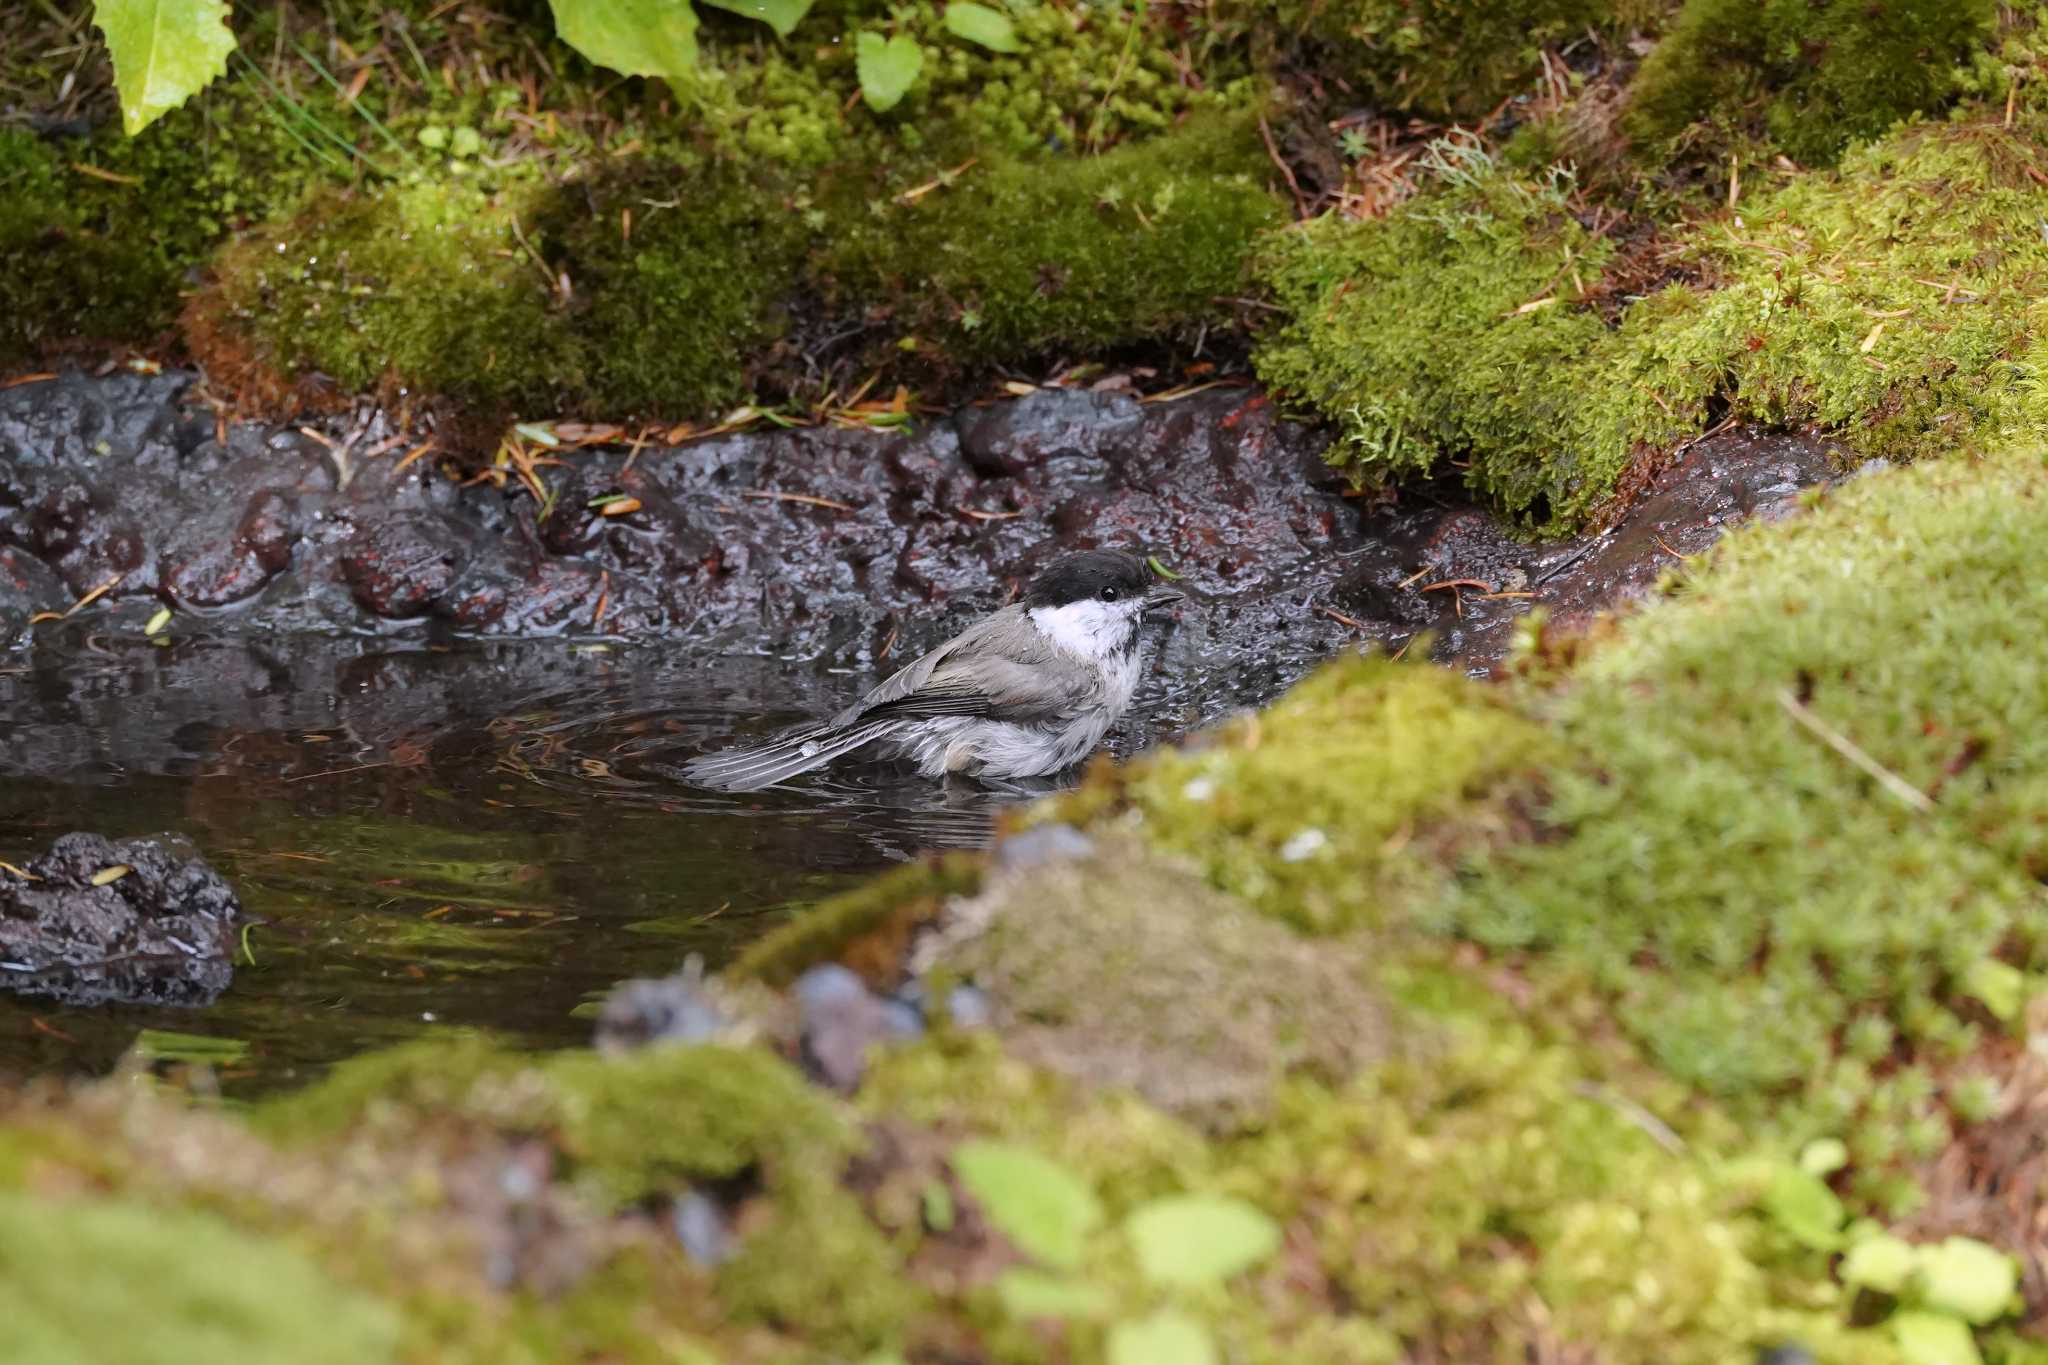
top-left (682, 549), bottom-right (1184, 791)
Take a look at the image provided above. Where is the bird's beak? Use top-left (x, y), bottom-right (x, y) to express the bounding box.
top-left (1143, 586), bottom-right (1186, 613)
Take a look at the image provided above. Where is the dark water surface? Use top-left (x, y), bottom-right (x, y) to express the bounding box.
top-left (0, 629), bottom-right (1037, 1093)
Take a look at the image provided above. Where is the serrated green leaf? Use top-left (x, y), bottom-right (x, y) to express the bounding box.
top-left (1914, 1237), bottom-right (2018, 1325)
top-left (548, 0), bottom-right (699, 83)
top-left (943, 1), bottom-right (1021, 52)
top-left (855, 31), bottom-right (922, 112)
top-left (1841, 1232), bottom-right (1917, 1295)
top-left (699, 0), bottom-right (814, 37)
top-left (995, 1267), bottom-right (1113, 1320)
top-left (95, 0), bottom-right (238, 136)
top-left (950, 1140), bottom-right (1101, 1270)
top-left (1800, 1136), bottom-right (1849, 1176)
top-left (1962, 958), bottom-right (2026, 1023)
top-left (1107, 1311), bottom-right (1217, 1365)
top-left (1125, 1195), bottom-right (1280, 1288)
top-left (1761, 1163), bottom-right (1845, 1251)
top-left (1891, 1310), bottom-right (1983, 1365)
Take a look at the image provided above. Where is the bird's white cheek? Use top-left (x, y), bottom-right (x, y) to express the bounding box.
top-left (1029, 601), bottom-right (1137, 659)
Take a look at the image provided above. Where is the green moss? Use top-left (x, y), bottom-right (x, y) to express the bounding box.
top-left (1087, 651), bottom-right (1554, 931)
top-left (1626, 0), bottom-right (2000, 164)
top-left (732, 852), bottom-right (984, 988)
top-left (826, 111), bottom-right (1285, 365)
top-left (1253, 139), bottom-right (1692, 524)
top-left (206, 180), bottom-right (580, 408)
top-left (1233, 1034), bottom-right (1891, 1364)
top-left (1440, 450), bottom-right (2048, 1162)
top-left (1253, 0), bottom-right (1636, 123)
top-left (0, 1191), bottom-right (401, 1365)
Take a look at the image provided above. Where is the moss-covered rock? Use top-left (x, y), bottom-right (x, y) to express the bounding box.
top-left (929, 836), bottom-right (1397, 1127)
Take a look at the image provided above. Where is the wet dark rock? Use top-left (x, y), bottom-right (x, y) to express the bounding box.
top-left (594, 969), bottom-right (732, 1053)
top-left (0, 831), bottom-right (241, 1007)
top-left (0, 369), bottom-right (1843, 742)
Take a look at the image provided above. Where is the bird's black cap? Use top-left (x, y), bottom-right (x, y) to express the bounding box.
top-left (1022, 549), bottom-right (1157, 609)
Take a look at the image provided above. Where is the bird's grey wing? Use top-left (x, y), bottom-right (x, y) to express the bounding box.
top-left (833, 607), bottom-right (1071, 725)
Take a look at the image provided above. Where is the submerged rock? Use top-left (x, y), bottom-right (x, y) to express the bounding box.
top-left (0, 832), bottom-right (240, 1007)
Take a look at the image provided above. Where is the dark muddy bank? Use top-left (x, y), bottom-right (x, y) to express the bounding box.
top-left (3, 367), bottom-right (1839, 699)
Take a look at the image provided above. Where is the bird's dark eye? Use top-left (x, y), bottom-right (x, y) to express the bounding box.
top-left (1099, 586), bottom-right (1118, 601)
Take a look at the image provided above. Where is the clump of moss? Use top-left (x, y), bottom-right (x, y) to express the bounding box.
top-left (826, 111), bottom-right (1285, 367)
top-left (0, 1191), bottom-right (403, 1365)
top-left (1440, 449), bottom-right (2048, 1194)
top-left (1249, 0), bottom-right (1636, 123)
top-left (1076, 650), bottom-right (1554, 931)
top-left (1625, 0), bottom-right (2001, 164)
top-left (1235, 1033), bottom-right (1890, 1364)
top-left (1253, 137), bottom-right (1693, 524)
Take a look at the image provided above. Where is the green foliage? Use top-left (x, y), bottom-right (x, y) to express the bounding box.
top-left (1124, 1195), bottom-right (1281, 1288)
top-left (548, 0), bottom-right (703, 82)
top-left (93, 0), bottom-right (238, 134)
top-left (952, 1139), bottom-right (1104, 1269)
top-left (1107, 1310), bottom-right (1216, 1365)
top-left (856, 32), bottom-right (925, 112)
top-left (0, 1191), bottom-right (400, 1365)
top-left (1626, 0), bottom-right (2000, 164)
top-left (944, 3), bottom-right (1021, 54)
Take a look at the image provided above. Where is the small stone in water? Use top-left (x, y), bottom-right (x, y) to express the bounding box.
top-left (594, 971), bottom-right (729, 1052)
top-left (673, 1190), bottom-right (733, 1266)
top-left (994, 823), bottom-right (1094, 870)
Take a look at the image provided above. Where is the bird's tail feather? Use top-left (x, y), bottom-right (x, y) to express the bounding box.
top-left (679, 720), bottom-right (901, 792)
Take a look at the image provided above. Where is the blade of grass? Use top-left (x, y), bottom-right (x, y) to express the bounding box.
top-left (294, 39), bottom-right (413, 165)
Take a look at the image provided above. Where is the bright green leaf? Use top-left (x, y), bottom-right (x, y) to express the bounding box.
top-left (855, 31), bottom-right (922, 112)
top-left (1107, 1311), bottom-right (1217, 1365)
top-left (699, 0), bottom-right (814, 38)
top-left (1962, 959), bottom-right (2026, 1024)
top-left (950, 1140), bottom-right (1101, 1270)
top-left (548, 0), bottom-right (699, 83)
top-left (1841, 1232), bottom-right (1917, 1295)
top-left (1800, 1137), bottom-right (1850, 1176)
top-left (1761, 1163), bottom-right (1845, 1251)
top-left (143, 606), bottom-right (173, 636)
top-left (1915, 1238), bottom-right (2019, 1325)
top-left (94, 0), bottom-right (238, 135)
top-left (995, 1268), bottom-right (1113, 1320)
top-left (1891, 1310), bottom-right (1983, 1365)
top-left (943, 1), bottom-right (1022, 52)
top-left (1125, 1195), bottom-right (1281, 1288)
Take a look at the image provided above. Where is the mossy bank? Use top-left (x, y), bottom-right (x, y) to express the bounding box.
top-left (10, 0), bottom-right (2048, 529)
